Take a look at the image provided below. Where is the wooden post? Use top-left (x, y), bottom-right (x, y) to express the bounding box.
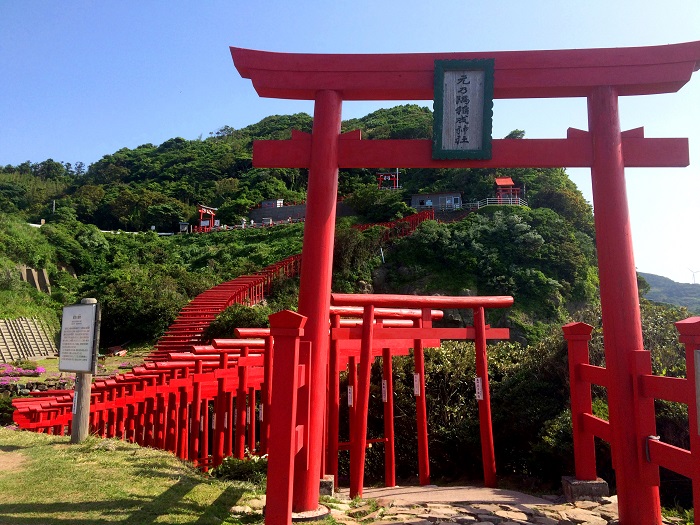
top-left (474, 306), bottom-right (496, 488)
top-left (382, 346), bottom-right (396, 487)
top-left (350, 305), bottom-right (375, 498)
top-left (295, 89), bottom-right (342, 510)
top-left (414, 309), bottom-right (430, 486)
top-left (675, 317), bottom-right (700, 518)
top-left (236, 347), bottom-right (249, 459)
top-left (588, 86), bottom-right (661, 524)
top-left (562, 322), bottom-right (597, 480)
top-left (190, 360), bottom-right (203, 464)
top-left (266, 310), bottom-right (306, 525)
top-left (327, 314), bottom-right (341, 488)
top-left (70, 298), bottom-right (101, 444)
top-left (71, 372), bottom-right (93, 443)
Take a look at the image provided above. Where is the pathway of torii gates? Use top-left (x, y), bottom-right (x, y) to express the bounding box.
top-left (231, 41), bottom-right (700, 525)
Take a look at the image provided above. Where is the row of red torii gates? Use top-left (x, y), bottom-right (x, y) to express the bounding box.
top-left (230, 40), bottom-right (700, 525)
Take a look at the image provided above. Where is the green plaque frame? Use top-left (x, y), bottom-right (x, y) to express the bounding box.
top-left (433, 59), bottom-right (495, 160)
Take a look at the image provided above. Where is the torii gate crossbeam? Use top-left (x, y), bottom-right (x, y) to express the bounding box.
top-left (231, 41), bottom-right (700, 525)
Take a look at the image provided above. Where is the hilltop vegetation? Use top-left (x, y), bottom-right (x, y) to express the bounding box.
top-left (639, 272), bottom-right (700, 314)
top-left (2, 105), bottom-right (591, 229)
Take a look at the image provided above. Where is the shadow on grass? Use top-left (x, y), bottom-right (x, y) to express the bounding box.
top-left (0, 444), bottom-right (25, 452)
top-left (0, 478), bottom-right (247, 525)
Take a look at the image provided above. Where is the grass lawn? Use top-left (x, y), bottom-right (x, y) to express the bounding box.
top-left (9, 344), bottom-right (154, 387)
top-left (0, 427), bottom-right (263, 525)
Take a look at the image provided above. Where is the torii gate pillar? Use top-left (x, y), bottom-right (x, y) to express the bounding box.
top-left (294, 90), bottom-right (342, 510)
top-left (587, 86), bottom-right (661, 523)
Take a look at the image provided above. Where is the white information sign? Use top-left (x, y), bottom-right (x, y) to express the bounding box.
top-left (382, 379), bottom-right (388, 403)
top-left (347, 385), bottom-right (354, 407)
top-left (59, 303), bottom-right (98, 373)
top-left (413, 373), bottom-right (421, 396)
top-left (475, 376), bottom-right (484, 401)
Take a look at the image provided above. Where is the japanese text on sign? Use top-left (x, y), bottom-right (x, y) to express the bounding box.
top-left (433, 59), bottom-right (494, 160)
top-left (59, 303), bottom-right (97, 373)
top-left (442, 69), bottom-right (485, 151)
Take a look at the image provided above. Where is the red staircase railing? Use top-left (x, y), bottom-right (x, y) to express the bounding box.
top-left (353, 210), bottom-right (434, 241)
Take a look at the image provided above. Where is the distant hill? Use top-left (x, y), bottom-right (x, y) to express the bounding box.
top-left (639, 272), bottom-right (700, 314)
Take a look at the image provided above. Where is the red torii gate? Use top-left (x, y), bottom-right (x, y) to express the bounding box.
top-left (231, 41), bottom-right (700, 525)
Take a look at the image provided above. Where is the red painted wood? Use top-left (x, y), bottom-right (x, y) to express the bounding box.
top-left (294, 90), bottom-right (343, 511)
top-left (231, 42), bottom-right (700, 101)
top-left (333, 293), bottom-right (513, 309)
top-left (330, 306), bottom-right (445, 320)
top-left (350, 305), bottom-right (375, 498)
top-left (382, 347), bottom-right (396, 488)
top-left (647, 440), bottom-right (694, 480)
top-left (235, 346), bottom-right (249, 459)
top-left (474, 307), bottom-right (496, 488)
top-left (562, 322), bottom-right (598, 481)
top-left (414, 311), bottom-right (430, 486)
top-left (254, 135), bottom-right (689, 169)
top-left (675, 317), bottom-right (700, 518)
top-left (587, 86), bottom-right (661, 524)
top-left (581, 414), bottom-right (612, 442)
top-left (260, 334), bottom-right (273, 455)
top-left (266, 311), bottom-right (306, 525)
top-left (326, 315), bottom-right (341, 489)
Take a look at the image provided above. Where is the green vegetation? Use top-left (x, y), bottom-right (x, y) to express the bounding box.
top-left (385, 206), bottom-right (597, 341)
top-left (0, 427), bottom-right (262, 524)
top-left (1, 104), bottom-right (697, 513)
top-left (0, 212), bottom-right (303, 346)
top-left (639, 272), bottom-right (700, 314)
top-left (212, 453), bottom-right (268, 485)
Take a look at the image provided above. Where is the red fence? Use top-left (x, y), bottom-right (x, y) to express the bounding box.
top-left (353, 210), bottom-right (434, 241)
top-left (564, 317), bottom-right (700, 517)
top-left (148, 253), bottom-right (301, 361)
top-left (13, 338), bottom-right (268, 470)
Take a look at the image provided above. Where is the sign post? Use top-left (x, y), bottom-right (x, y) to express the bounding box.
top-left (59, 298), bottom-right (100, 443)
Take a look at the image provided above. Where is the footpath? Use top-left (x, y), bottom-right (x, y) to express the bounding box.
top-left (232, 484), bottom-right (687, 524)
top-left (327, 485), bottom-right (681, 525)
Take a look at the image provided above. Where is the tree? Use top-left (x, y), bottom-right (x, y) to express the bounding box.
top-left (346, 185), bottom-right (415, 222)
top-left (32, 159), bottom-right (66, 180)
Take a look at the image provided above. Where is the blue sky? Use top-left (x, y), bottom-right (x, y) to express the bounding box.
top-left (1, 1), bottom-right (699, 283)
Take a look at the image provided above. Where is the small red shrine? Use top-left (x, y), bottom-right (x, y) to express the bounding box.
top-left (194, 205), bottom-right (217, 233)
top-left (377, 169), bottom-right (400, 190)
top-left (494, 176), bottom-right (521, 203)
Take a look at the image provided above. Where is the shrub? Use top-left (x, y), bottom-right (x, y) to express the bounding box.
top-left (203, 303), bottom-right (272, 342)
top-left (211, 453), bottom-right (267, 485)
top-left (0, 396), bottom-right (15, 426)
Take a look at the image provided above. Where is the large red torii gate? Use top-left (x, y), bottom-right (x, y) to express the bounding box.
top-left (231, 41), bottom-right (700, 525)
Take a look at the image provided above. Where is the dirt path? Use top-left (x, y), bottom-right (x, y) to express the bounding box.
top-left (0, 450), bottom-right (25, 472)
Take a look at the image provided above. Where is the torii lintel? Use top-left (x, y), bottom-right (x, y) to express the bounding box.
top-left (231, 41), bottom-right (700, 100)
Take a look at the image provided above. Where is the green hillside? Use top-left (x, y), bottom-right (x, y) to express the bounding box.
top-left (640, 272), bottom-right (700, 314)
top-left (1, 104), bottom-right (592, 232)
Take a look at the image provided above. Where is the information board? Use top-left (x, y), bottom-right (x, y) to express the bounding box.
top-left (59, 303), bottom-right (98, 373)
